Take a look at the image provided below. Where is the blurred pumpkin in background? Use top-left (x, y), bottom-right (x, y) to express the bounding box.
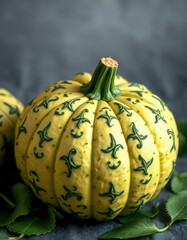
top-left (0, 88), bottom-right (23, 167)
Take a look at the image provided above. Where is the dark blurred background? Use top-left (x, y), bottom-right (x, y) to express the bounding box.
top-left (0, 0), bottom-right (186, 120)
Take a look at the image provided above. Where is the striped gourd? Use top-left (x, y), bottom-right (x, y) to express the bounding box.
top-left (15, 57), bottom-right (178, 221)
top-left (0, 88), bottom-right (23, 167)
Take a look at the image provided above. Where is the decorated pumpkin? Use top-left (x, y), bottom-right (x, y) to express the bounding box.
top-left (0, 88), bottom-right (23, 167)
top-left (15, 57), bottom-right (178, 221)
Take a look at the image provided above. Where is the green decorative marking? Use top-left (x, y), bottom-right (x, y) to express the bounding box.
top-left (51, 84), bottom-right (66, 92)
top-left (63, 92), bottom-right (72, 97)
top-left (127, 122), bottom-right (147, 149)
top-left (63, 93), bottom-right (68, 97)
top-left (61, 185), bottom-right (83, 201)
top-left (130, 201), bottom-right (144, 211)
top-left (62, 80), bottom-right (72, 84)
top-left (140, 174), bottom-right (152, 184)
top-left (33, 146), bottom-right (44, 159)
top-left (37, 122), bottom-right (53, 148)
top-left (97, 207), bottom-right (122, 219)
top-left (68, 208), bottom-right (88, 219)
top-left (137, 193), bottom-right (151, 203)
top-left (87, 100), bottom-right (95, 104)
top-left (145, 105), bottom-right (167, 124)
top-left (130, 90), bottom-right (146, 97)
top-left (70, 129), bottom-right (83, 138)
top-left (99, 182), bottom-right (124, 204)
top-left (16, 116), bottom-right (27, 139)
top-left (55, 98), bottom-right (81, 114)
top-left (97, 110), bottom-right (116, 127)
top-left (165, 161), bottom-right (176, 181)
top-left (126, 98), bottom-right (140, 104)
top-left (106, 160), bottom-right (121, 170)
top-left (29, 170), bottom-right (46, 196)
top-left (54, 108), bottom-right (64, 116)
top-left (61, 202), bottom-right (71, 207)
top-left (63, 98), bottom-right (80, 112)
top-left (68, 209), bottom-right (84, 218)
top-left (133, 155), bottom-right (153, 175)
top-left (72, 109), bottom-right (91, 128)
top-left (167, 129), bottom-right (176, 152)
top-left (77, 204), bottom-right (87, 209)
top-left (114, 102), bottom-right (132, 117)
top-left (152, 95), bottom-right (167, 111)
top-left (101, 133), bottom-right (124, 159)
top-left (129, 82), bottom-right (143, 89)
top-left (4, 102), bottom-right (20, 116)
top-left (0, 92), bottom-right (6, 96)
top-left (0, 114), bottom-right (3, 126)
top-left (60, 148), bottom-right (81, 177)
top-left (99, 107), bottom-right (111, 112)
top-left (33, 96), bottom-right (59, 112)
top-left (130, 193), bottom-right (151, 211)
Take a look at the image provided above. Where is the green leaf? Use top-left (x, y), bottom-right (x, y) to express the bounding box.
top-left (99, 217), bottom-right (159, 239)
top-left (140, 202), bottom-right (160, 218)
top-left (171, 172), bottom-right (187, 193)
top-left (118, 212), bottom-right (140, 224)
top-left (0, 230), bottom-right (24, 240)
top-left (0, 230), bottom-right (10, 240)
top-left (49, 206), bottom-right (64, 220)
top-left (166, 190), bottom-right (187, 222)
top-left (177, 121), bottom-right (187, 138)
top-left (0, 184), bottom-right (32, 227)
top-left (177, 121), bottom-right (187, 156)
top-left (118, 203), bottom-right (160, 224)
top-left (7, 205), bottom-right (56, 236)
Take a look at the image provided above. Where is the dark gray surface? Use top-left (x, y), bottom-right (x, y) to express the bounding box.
top-left (0, 0), bottom-right (187, 239)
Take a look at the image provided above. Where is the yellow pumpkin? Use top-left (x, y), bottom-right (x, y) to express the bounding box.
top-left (15, 57), bottom-right (178, 221)
top-left (0, 88), bottom-right (23, 167)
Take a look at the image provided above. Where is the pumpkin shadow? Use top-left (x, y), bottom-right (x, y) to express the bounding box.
top-left (0, 144), bottom-right (23, 194)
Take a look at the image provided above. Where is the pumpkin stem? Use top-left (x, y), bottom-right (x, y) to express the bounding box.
top-left (81, 57), bottom-right (121, 101)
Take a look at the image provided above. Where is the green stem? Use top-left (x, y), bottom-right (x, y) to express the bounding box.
top-left (9, 234), bottom-right (25, 240)
top-left (81, 57), bottom-right (121, 101)
top-left (0, 192), bottom-right (15, 208)
top-left (156, 220), bottom-right (174, 233)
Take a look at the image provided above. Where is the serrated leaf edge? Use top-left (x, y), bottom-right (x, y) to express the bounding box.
top-left (165, 190), bottom-right (187, 221)
top-left (0, 183), bottom-right (32, 227)
top-left (7, 205), bottom-right (56, 236)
